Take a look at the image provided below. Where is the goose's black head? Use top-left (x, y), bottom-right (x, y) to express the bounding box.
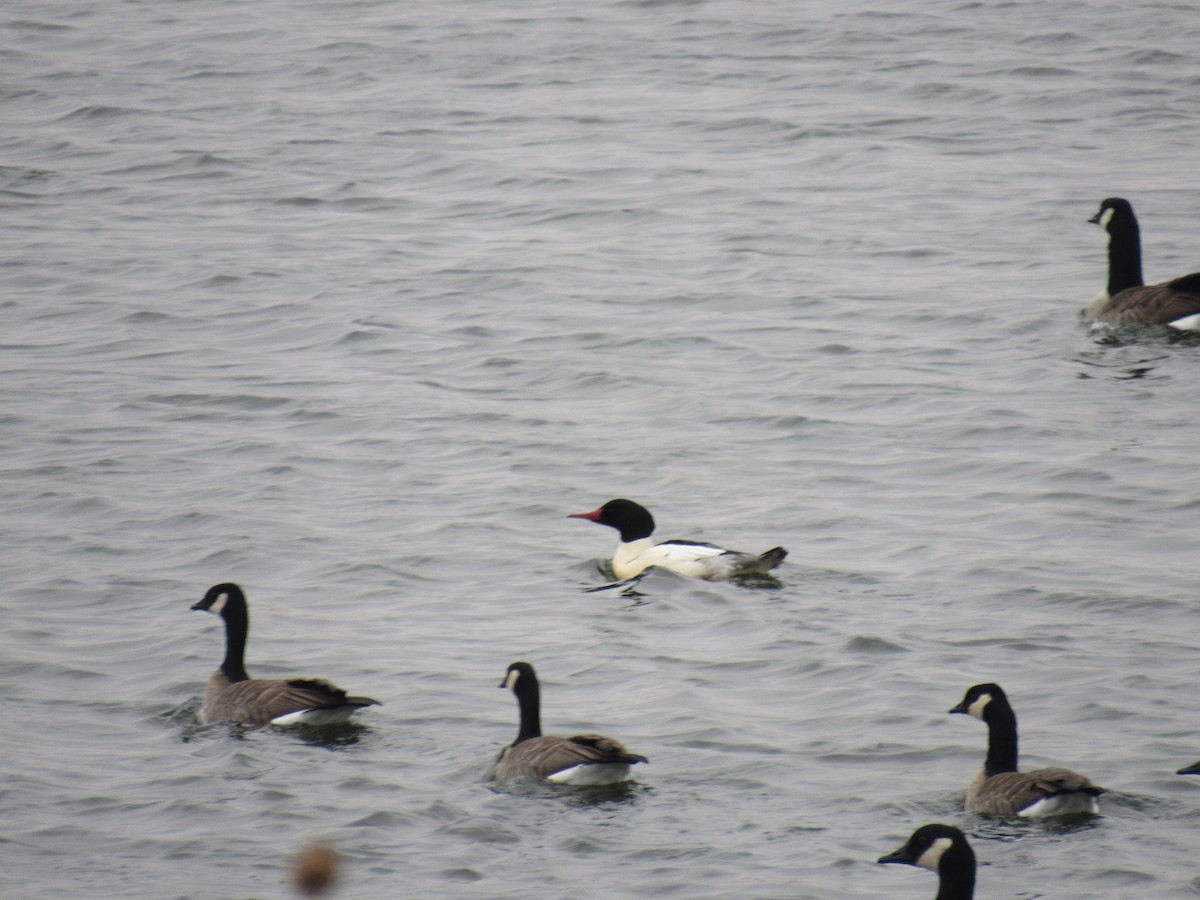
top-left (500, 661), bottom-right (538, 692)
top-left (1089, 197), bottom-right (1137, 234)
top-left (878, 823), bottom-right (975, 875)
top-left (949, 682), bottom-right (1007, 720)
top-left (568, 499), bottom-right (655, 542)
top-left (191, 582), bottom-right (247, 617)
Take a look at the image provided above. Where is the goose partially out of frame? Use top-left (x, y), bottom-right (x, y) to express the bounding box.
top-left (1086, 197), bottom-right (1200, 329)
top-left (878, 823), bottom-right (976, 900)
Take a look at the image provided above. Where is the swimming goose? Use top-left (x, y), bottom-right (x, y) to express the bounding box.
top-left (495, 661), bottom-right (647, 785)
top-left (949, 683), bottom-right (1103, 818)
top-left (1086, 197), bottom-right (1200, 329)
top-left (191, 582), bottom-right (379, 726)
top-left (878, 823), bottom-right (976, 900)
top-left (568, 498), bottom-right (787, 581)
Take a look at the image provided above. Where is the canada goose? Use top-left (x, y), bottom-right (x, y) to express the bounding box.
top-left (191, 583), bottom-right (379, 726)
top-left (568, 498), bottom-right (787, 581)
top-left (495, 661), bottom-right (647, 784)
top-left (878, 823), bottom-right (976, 900)
top-left (1177, 760), bottom-right (1200, 776)
top-left (1086, 197), bottom-right (1200, 329)
top-left (949, 683), bottom-right (1103, 817)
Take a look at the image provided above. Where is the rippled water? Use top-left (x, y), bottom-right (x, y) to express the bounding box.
top-left (4, 0), bottom-right (1200, 897)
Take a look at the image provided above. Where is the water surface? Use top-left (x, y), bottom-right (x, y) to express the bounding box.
top-left (4, 0), bottom-right (1200, 896)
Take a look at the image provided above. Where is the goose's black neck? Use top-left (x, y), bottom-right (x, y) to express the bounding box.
top-left (218, 595), bottom-right (250, 683)
top-left (935, 843), bottom-right (976, 900)
top-left (193, 583), bottom-right (252, 682)
top-left (1107, 210), bottom-right (1144, 296)
top-left (510, 665), bottom-right (542, 745)
top-left (981, 696), bottom-right (1019, 776)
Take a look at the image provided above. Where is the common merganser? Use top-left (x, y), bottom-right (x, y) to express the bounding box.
top-left (1087, 198), bottom-right (1200, 329)
top-left (568, 498), bottom-right (787, 581)
top-left (191, 583), bottom-right (380, 726)
top-left (495, 661), bottom-right (647, 785)
top-left (949, 683), bottom-right (1104, 818)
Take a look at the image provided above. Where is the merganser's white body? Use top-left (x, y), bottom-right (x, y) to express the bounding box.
top-left (569, 499), bottom-right (787, 582)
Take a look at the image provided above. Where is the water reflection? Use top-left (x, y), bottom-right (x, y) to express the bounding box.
top-left (731, 572), bottom-right (785, 590)
top-left (1075, 334), bottom-right (1173, 380)
top-left (582, 572), bottom-right (647, 594)
top-left (580, 569), bottom-right (783, 594)
top-left (489, 777), bottom-right (650, 808)
top-left (173, 708), bottom-right (371, 749)
top-left (288, 721), bottom-right (372, 750)
top-left (1077, 320), bottom-right (1200, 380)
top-left (962, 812), bottom-right (1104, 855)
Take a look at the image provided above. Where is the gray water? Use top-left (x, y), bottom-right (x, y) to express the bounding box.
top-left (4, 0), bottom-right (1200, 896)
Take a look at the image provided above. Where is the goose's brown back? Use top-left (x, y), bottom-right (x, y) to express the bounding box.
top-left (496, 733), bottom-right (647, 782)
top-left (200, 670), bottom-right (379, 726)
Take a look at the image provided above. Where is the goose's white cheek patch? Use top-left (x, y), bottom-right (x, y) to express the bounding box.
top-left (967, 693), bottom-right (991, 719)
top-left (916, 836), bottom-right (952, 873)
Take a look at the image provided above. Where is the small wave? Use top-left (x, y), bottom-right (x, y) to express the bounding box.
top-left (52, 105), bottom-right (138, 124)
